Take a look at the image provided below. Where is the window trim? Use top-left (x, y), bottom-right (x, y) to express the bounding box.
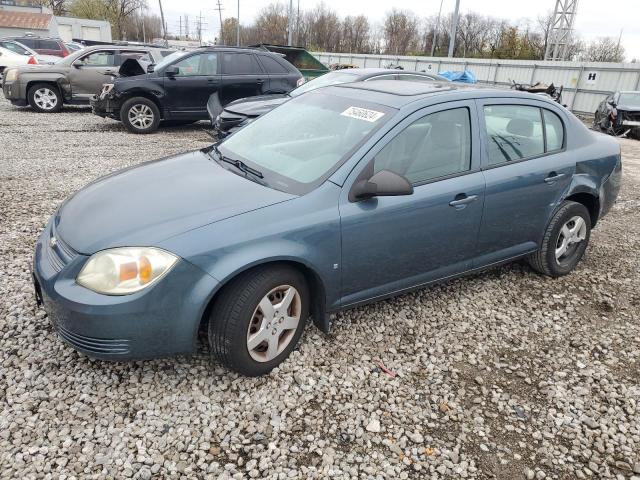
top-left (479, 101), bottom-right (567, 171)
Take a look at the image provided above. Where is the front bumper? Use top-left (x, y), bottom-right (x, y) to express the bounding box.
top-left (214, 111), bottom-right (251, 138)
top-left (2, 79), bottom-right (27, 106)
top-left (90, 94), bottom-right (122, 119)
top-left (33, 219), bottom-right (218, 360)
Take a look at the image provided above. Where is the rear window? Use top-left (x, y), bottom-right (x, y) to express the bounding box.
top-left (259, 55), bottom-right (289, 74)
top-left (38, 40), bottom-right (62, 50)
top-left (222, 53), bottom-right (262, 75)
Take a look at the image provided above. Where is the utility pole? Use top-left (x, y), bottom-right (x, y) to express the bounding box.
top-left (287, 0), bottom-right (293, 45)
top-left (236, 0), bottom-right (240, 46)
top-left (158, 0), bottom-right (167, 41)
top-left (179, 15), bottom-right (182, 38)
top-left (140, 5), bottom-right (146, 43)
top-left (195, 11), bottom-right (208, 45)
top-left (430, 0), bottom-right (444, 57)
top-left (214, 0), bottom-right (224, 44)
top-left (447, 0), bottom-right (460, 58)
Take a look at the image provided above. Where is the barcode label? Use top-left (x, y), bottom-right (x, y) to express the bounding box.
top-left (341, 106), bottom-right (385, 122)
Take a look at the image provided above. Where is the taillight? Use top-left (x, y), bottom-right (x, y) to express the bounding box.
top-left (28, 56), bottom-right (37, 65)
top-left (296, 77), bottom-right (306, 87)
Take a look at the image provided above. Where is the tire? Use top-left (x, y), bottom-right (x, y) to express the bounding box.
top-left (528, 201), bottom-right (591, 277)
top-left (27, 83), bottom-right (62, 113)
top-left (120, 97), bottom-right (160, 134)
top-left (208, 265), bottom-right (309, 376)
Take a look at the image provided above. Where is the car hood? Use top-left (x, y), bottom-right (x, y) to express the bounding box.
top-left (616, 104), bottom-right (640, 112)
top-left (224, 94), bottom-right (290, 117)
top-left (55, 150), bottom-right (295, 254)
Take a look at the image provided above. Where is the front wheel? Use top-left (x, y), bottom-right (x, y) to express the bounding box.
top-left (28, 83), bottom-right (62, 113)
top-left (528, 201), bottom-right (591, 277)
top-left (208, 266), bottom-right (309, 376)
top-left (120, 97), bottom-right (160, 134)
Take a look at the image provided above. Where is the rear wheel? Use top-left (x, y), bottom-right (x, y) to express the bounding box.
top-left (208, 266), bottom-right (309, 376)
top-left (120, 97), bottom-right (160, 134)
top-left (528, 201), bottom-right (591, 277)
top-left (28, 83), bottom-right (62, 113)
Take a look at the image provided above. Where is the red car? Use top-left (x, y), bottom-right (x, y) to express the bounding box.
top-left (4, 36), bottom-right (70, 57)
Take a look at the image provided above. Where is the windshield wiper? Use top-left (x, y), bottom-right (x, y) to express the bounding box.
top-left (211, 144), bottom-right (264, 179)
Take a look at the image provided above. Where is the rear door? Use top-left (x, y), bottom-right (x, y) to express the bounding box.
top-left (474, 100), bottom-right (573, 266)
top-left (257, 54), bottom-right (294, 93)
top-left (164, 51), bottom-right (219, 118)
top-left (67, 49), bottom-right (117, 99)
top-left (218, 52), bottom-right (267, 105)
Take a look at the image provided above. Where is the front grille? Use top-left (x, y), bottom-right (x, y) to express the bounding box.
top-left (46, 223), bottom-right (78, 273)
top-left (56, 324), bottom-right (131, 355)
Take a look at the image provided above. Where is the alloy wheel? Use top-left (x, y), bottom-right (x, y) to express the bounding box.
top-left (246, 285), bottom-right (301, 362)
top-left (34, 88), bottom-right (58, 110)
top-left (555, 215), bottom-right (587, 263)
top-left (128, 104), bottom-right (155, 129)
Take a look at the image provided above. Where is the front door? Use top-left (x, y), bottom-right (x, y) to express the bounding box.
top-left (474, 101), bottom-right (574, 266)
top-left (68, 49), bottom-right (117, 99)
top-left (164, 52), bottom-right (220, 119)
top-left (339, 102), bottom-right (485, 307)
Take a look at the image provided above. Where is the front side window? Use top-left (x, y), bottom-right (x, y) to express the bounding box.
top-left (78, 50), bottom-right (115, 67)
top-left (219, 92), bottom-right (394, 193)
top-left (373, 107), bottom-right (472, 185)
top-left (172, 53), bottom-right (217, 76)
top-left (17, 38), bottom-right (36, 48)
top-left (484, 105), bottom-right (545, 165)
top-left (222, 53), bottom-right (262, 75)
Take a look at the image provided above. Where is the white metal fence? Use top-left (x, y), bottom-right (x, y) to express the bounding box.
top-left (313, 52), bottom-right (640, 114)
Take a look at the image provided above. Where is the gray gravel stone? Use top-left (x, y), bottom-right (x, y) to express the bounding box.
top-left (0, 99), bottom-right (639, 479)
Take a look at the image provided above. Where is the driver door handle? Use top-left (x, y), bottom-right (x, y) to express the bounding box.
top-left (449, 194), bottom-right (478, 209)
top-left (544, 172), bottom-right (566, 184)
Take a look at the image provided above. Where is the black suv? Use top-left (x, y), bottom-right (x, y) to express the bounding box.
top-left (91, 46), bottom-right (303, 133)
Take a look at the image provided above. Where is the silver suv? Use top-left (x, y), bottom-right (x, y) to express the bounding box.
top-left (1, 45), bottom-right (172, 112)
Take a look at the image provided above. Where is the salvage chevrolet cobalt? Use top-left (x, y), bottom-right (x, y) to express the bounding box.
top-left (33, 80), bottom-right (622, 376)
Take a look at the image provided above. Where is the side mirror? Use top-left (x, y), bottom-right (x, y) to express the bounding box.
top-left (164, 65), bottom-right (179, 76)
top-left (146, 64), bottom-right (155, 73)
top-left (351, 169), bottom-right (413, 201)
top-left (607, 99), bottom-right (616, 107)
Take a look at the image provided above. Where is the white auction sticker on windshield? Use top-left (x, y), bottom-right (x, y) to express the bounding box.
top-left (341, 106), bottom-right (385, 122)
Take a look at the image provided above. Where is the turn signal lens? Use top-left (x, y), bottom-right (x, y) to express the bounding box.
top-left (77, 247), bottom-right (179, 295)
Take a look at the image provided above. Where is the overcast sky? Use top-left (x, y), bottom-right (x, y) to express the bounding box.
top-left (150, 0), bottom-right (640, 61)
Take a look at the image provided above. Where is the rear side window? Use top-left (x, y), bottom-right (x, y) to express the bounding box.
top-left (79, 50), bottom-right (115, 66)
top-left (38, 40), bottom-right (61, 50)
top-left (259, 55), bottom-right (289, 74)
top-left (543, 110), bottom-right (564, 151)
top-left (222, 53), bottom-right (262, 75)
top-left (484, 105), bottom-right (545, 165)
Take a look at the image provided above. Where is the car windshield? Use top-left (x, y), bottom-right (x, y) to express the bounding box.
top-left (290, 71), bottom-right (359, 97)
top-left (1, 41), bottom-right (31, 56)
top-left (619, 93), bottom-right (640, 108)
top-left (218, 91), bottom-right (395, 194)
top-left (153, 50), bottom-right (190, 70)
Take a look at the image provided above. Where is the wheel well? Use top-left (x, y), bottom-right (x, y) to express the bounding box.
top-left (26, 80), bottom-right (60, 96)
top-left (566, 192), bottom-right (599, 227)
top-left (198, 260), bottom-right (328, 337)
top-left (122, 93), bottom-right (164, 119)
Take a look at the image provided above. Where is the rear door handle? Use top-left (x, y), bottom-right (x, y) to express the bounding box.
top-left (449, 194), bottom-right (478, 209)
top-left (544, 172), bottom-right (566, 184)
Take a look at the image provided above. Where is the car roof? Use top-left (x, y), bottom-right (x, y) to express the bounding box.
top-left (325, 79), bottom-right (553, 109)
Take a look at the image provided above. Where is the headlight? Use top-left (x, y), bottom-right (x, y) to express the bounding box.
top-left (77, 247), bottom-right (178, 295)
top-left (4, 69), bottom-right (18, 82)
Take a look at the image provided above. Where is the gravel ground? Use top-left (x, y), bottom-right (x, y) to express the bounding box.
top-left (1, 98), bottom-right (639, 480)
